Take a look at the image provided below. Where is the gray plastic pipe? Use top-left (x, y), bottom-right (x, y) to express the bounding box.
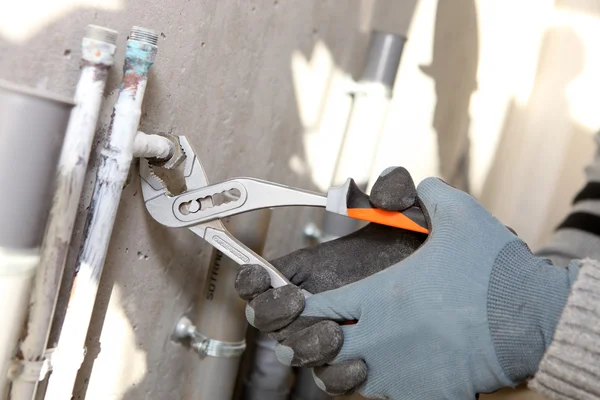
top-left (0, 81), bottom-right (73, 398)
top-left (185, 210), bottom-right (272, 400)
top-left (244, 332), bottom-right (292, 400)
top-left (44, 26), bottom-right (158, 400)
top-left (10, 25), bottom-right (118, 400)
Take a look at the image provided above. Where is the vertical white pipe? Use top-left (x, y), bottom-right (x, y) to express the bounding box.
top-left (10, 25), bottom-right (117, 400)
top-left (332, 84), bottom-right (392, 188)
top-left (0, 82), bottom-right (73, 398)
top-left (44, 26), bottom-right (158, 400)
top-left (0, 251), bottom-right (39, 398)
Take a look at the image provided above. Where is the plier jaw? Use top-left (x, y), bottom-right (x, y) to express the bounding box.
top-left (140, 136), bottom-right (210, 227)
top-left (139, 135), bottom-right (297, 291)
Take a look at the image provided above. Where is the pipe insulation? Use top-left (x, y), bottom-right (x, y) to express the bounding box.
top-left (44, 26), bottom-right (158, 400)
top-left (0, 82), bottom-right (73, 397)
top-left (10, 25), bottom-right (118, 400)
top-left (186, 210), bottom-right (272, 400)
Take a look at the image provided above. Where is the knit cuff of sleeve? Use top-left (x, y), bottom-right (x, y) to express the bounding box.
top-left (529, 258), bottom-right (600, 399)
top-left (487, 240), bottom-right (580, 385)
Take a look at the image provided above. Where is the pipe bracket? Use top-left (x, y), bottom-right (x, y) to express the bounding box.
top-left (8, 348), bottom-right (55, 382)
top-left (172, 316), bottom-right (246, 358)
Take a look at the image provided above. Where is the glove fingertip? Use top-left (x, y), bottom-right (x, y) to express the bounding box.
top-left (415, 176), bottom-right (456, 211)
top-left (249, 285), bottom-right (305, 332)
top-left (280, 320), bottom-right (343, 367)
top-left (313, 359), bottom-right (368, 396)
top-left (235, 264), bottom-right (271, 301)
top-left (274, 343), bottom-right (294, 366)
top-left (371, 166), bottom-right (417, 211)
top-left (245, 303), bottom-right (256, 327)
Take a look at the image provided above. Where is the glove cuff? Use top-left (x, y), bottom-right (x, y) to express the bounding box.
top-left (487, 240), bottom-right (579, 384)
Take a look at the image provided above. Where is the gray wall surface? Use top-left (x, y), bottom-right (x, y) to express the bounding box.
top-left (0, 1), bottom-right (414, 398)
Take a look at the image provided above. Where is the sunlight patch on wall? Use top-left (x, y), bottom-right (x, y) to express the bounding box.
top-left (84, 285), bottom-right (147, 400)
top-left (0, 0), bottom-right (123, 43)
top-left (290, 39), bottom-right (353, 192)
top-left (469, 0), bottom-right (554, 197)
top-left (553, 9), bottom-right (600, 132)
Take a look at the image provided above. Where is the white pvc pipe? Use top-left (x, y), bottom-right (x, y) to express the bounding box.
top-left (319, 82), bottom-right (392, 240)
top-left (0, 250), bottom-right (39, 398)
top-left (44, 27), bottom-right (158, 400)
top-left (10, 25), bottom-right (117, 400)
top-left (132, 131), bottom-right (173, 159)
top-left (333, 83), bottom-right (391, 189)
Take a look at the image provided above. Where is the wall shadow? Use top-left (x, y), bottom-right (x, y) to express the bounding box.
top-left (479, 25), bottom-right (594, 250)
top-left (419, 0), bottom-right (479, 193)
top-left (478, 19), bottom-right (597, 400)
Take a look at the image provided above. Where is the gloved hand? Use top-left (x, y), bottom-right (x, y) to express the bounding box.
top-left (236, 169), bottom-right (580, 399)
top-left (236, 167), bottom-right (427, 301)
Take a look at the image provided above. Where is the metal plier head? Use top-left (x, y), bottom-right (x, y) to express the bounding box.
top-left (139, 136), bottom-right (297, 291)
top-left (140, 136), bottom-right (208, 226)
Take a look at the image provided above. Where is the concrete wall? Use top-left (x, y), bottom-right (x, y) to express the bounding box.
top-left (0, 1), bottom-right (416, 399)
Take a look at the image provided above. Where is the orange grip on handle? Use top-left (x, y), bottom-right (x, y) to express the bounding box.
top-left (347, 208), bottom-right (429, 234)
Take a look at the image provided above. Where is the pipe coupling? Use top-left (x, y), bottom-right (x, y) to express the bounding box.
top-left (172, 316), bottom-right (246, 359)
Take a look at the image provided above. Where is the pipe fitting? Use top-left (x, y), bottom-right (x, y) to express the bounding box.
top-left (133, 131), bottom-right (185, 169)
top-left (126, 26), bottom-right (158, 65)
top-left (81, 25), bottom-right (118, 66)
top-left (172, 316), bottom-right (246, 359)
top-left (129, 26), bottom-right (159, 46)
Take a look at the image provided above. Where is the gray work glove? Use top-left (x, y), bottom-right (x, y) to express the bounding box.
top-left (236, 169), bottom-right (580, 399)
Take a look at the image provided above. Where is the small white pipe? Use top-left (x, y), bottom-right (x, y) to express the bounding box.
top-left (0, 250), bottom-right (39, 398)
top-left (9, 25), bottom-right (117, 400)
top-left (44, 26), bottom-right (158, 400)
top-left (132, 130), bottom-right (173, 159)
top-left (332, 82), bottom-right (391, 188)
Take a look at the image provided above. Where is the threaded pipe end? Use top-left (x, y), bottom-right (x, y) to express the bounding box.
top-left (129, 26), bottom-right (159, 46)
top-left (85, 25), bottom-right (118, 45)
